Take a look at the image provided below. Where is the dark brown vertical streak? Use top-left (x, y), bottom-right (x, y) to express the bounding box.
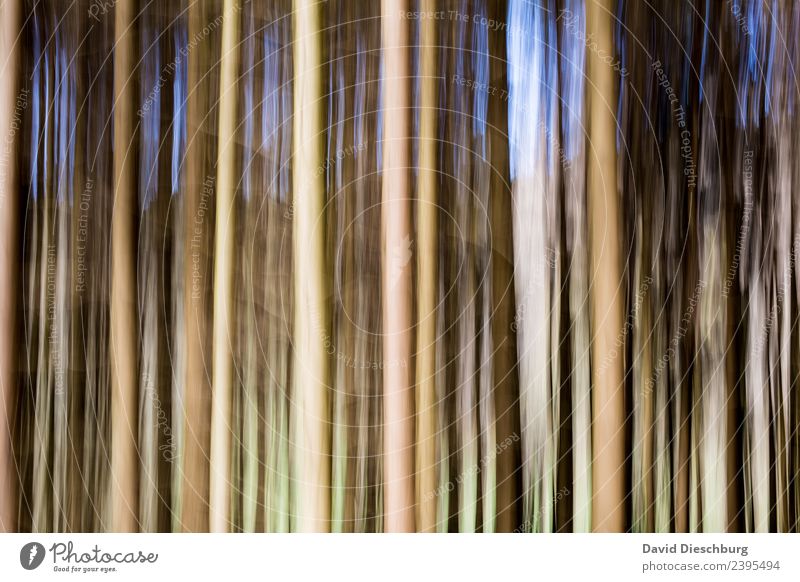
top-left (180, 0), bottom-right (217, 532)
top-left (69, 9), bottom-right (87, 531)
top-left (487, 0), bottom-right (520, 533)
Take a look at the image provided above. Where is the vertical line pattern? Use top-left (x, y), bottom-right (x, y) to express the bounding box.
top-left (110, 0), bottom-right (140, 532)
top-left (381, 0), bottom-right (415, 532)
top-left (587, 0), bottom-right (625, 532)
top-left (292, 0), bottom-right (331, 532)
top-left (209, 0), bottom-right (241, 534)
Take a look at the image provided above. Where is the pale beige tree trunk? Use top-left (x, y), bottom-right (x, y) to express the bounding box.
top-left (0, 0), bottom-right (20, 533)
top-left (110, 0), bottom-right (140, 532)
top-left (587, 0), bottom-right (625, 532)
top-left (381, 0), bottom-right (415, 532)
top-left (414, 0), bottom-right (437, 533)
top-left (292, 0), bottom-right (331, 532)
top-left (209, 0), bottom-right (241, 534)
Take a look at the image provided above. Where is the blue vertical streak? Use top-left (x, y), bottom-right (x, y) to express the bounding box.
top-left (616, 0), bottom-right (625, 151)
top-left (764, 0), bottom-right (776, 117)
top-left (336, 48), bottom-right (346, 190)
top-left (699, 0), bottom-right (709, 105)
top-left (261, 28), bottom-right (273, 152)
top-left (171, 24), bottom-right (187, 196)
top-left (57, 39), bottom-right (68, 204)
top-left (43, 48), bottom-right (50, 203)
top-left (472, 2), bottom-right (489, 152)
top-left (241, 10), bottom-right (254, 202)
top-left (507, 0), bottom-right (547, 180)
top-left (790, 3), bottom-right (799, 115)
top-left (562, 0), bottom-right (585, 162)
top-left (353, 33), bottom-right (365, 160)
top-left (325, 29), bottom-right (333, 186)
top-left (67, 54), bottom-right (76, 206)
top-left (139, 23), bottom-right (160, 211)
top-left (279, 21), bottom-right (292, 205)
top-left (452, 0), bottom-right (465, 173)
top-left (546, 0), bottom-right (558, 175)
top-left (30, 16), bottom-right (41, 201)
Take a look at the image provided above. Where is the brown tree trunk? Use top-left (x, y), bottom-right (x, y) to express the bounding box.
top-left (110, 0), bottom-right (140, 532)
top-left (180, 0), bottom-right (215, 533)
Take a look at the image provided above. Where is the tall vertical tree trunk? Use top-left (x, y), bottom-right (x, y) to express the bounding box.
top-left (0, 0), bottom-right (20, 533)
top-left (558, 0), bottom-right (592, 532)
top-left (209, 0), bottom-right (241, 534)
top-left (488, 0), bottom-right (520, 532)
top-left (587, 0), bottom-right (625, 532)
top-left (381, 0), bottom-right (415, 532)
top-left (180, 0), bottom-right (215, 533)
top-left (110, 0), bottom-right (140, 532)
top-left (415, 0), bottom-right (437, 533)
top-left (292, 0), bottom-right (331, 532)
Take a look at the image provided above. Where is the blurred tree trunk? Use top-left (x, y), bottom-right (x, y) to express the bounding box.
top-left (292, 0), bottom-right (331, 532)
top-left (587, 0), bottom-right (625, 532)
top-left (381, 0), bottom-right (415, 532)
top-left (209, 0), bottom-right (241, 533)
top-left (110, 0), bottom-right (140, 532)
top-left (0, 0), bottom-right (21, 533)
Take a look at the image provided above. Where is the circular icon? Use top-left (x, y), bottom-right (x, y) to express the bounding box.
top-left (20, 542), bottom-right (45, 570)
